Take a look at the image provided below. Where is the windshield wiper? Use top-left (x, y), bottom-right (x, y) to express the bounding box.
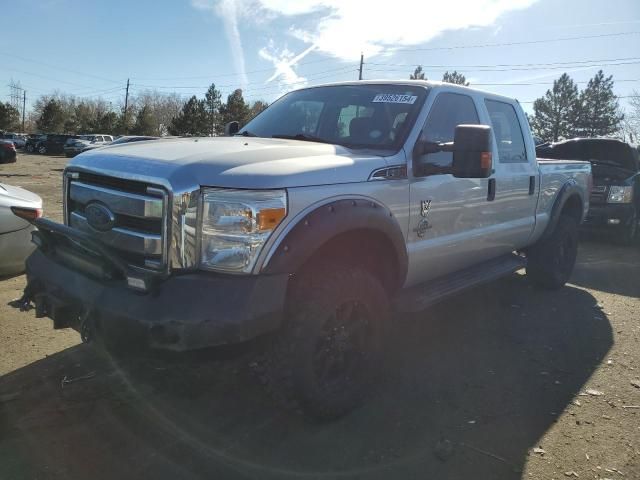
top-left (235, 130), bottom-right (258, 137)
top-left (272, 133), bottom-right (334, 144)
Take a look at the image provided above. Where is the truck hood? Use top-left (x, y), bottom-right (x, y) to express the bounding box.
top-left (71, 137), bottom-right (392, 190)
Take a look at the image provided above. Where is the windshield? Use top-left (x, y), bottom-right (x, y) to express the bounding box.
top-left (240, 84), bottom-right (427, 150)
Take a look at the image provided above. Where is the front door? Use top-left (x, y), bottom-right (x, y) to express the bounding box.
top-left (406, 91), bottom-right (501, 287)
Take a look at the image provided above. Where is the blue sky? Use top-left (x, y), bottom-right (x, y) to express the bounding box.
top-left (2, 0), bottom-right (639, 116)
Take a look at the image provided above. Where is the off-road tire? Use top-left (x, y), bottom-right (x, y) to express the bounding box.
top-left (265, 265), bottom-right (389, 420)
top-left (527, 214), bottom-right (579, 290)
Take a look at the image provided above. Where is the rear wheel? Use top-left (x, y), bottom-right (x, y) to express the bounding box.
top-left (267, 265), bottom-right (388, 420)
top-left (26, 144), bottom-right (34, 153)
top-left (527, 214), bottom-right (579, 290)
top-left (37, 145), bottom-right (47, 154)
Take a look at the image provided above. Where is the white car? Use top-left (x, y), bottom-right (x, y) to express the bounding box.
top-left (0, 183), bottom-right (42, 276)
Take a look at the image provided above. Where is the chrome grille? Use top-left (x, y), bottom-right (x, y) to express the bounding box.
top-left (66, 172), bottom-right (167, 270)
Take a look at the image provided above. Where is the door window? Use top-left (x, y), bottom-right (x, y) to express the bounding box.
top-left (485, 100), bottom-right (527, 163)
top-left (415, 92), bottom-right (479, 176)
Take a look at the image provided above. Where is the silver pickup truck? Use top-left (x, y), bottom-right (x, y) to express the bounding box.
top-left (15, 81), bottom-right (591, 419)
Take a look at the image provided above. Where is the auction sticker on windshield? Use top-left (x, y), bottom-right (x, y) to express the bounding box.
top-left (372, 94), bottom-right (418, 104)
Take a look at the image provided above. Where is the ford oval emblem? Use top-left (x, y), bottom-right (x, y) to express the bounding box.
top-left (85, 203), bottom-right (115, 231)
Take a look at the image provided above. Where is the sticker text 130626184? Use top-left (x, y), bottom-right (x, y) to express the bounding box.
top-left (372, 94), bottom-right (418, 104)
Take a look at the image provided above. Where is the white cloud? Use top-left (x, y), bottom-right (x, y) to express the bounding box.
top-left (192, 0), bottom-right (539, 88)
top-left (192, 0), bottom-right (249, 87)
top-left (258, 0), bottom-right (539, 60)
top-left (259, 42), bottom-right (317, 87)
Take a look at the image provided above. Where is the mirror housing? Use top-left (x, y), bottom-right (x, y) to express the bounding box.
top-left (224, 121), bottom-right (240, 136)
top-left (451, 124), bottom-right (493, 178)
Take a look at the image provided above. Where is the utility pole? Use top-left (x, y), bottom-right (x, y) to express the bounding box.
top-left (358, 53), bottom-right (364, 80)
top-left (123, 78), bottom-right (130, 133)
top-left (22, 91), bottom-right (26, 132)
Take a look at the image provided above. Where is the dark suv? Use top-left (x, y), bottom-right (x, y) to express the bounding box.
top-left (35, 134), bottom-right (78, 155)
top-left (537, 138), bottom-right (640, 244)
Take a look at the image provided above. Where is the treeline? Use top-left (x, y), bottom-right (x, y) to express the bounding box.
top-left (528, 70), bottom-right (624, 142)
top-left (10, 84), bottom-right (268, 136)
top-left (409, 65), bottom-right (632, 143)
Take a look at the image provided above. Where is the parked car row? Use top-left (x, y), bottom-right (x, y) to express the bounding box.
top-left (64, 135), bottom-right (159, 157)
top-left (0, 132), bottom-right (27, 149)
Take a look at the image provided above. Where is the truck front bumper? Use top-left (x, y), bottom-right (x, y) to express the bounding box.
top-left (582, 203), bottom-right (636, 233)
top-left (24, 249), bottom-right (290, 351)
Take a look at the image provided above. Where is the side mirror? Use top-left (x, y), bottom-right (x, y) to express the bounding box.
top-left (224, 121), bottom-right (240, 136)
top-left (451, 124), bottom-right (493, 178)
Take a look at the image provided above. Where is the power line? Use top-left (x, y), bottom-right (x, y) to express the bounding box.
top-left (365, 60), bottom-right (640, 74)
top-left (0, 52), bottom-right (122, 84)
top-left (367, 56), bottom-right (640, 69)
top-left (393, 31), bottom-right (640, 52)
top-left (129, 65), bottom-right (358, 91)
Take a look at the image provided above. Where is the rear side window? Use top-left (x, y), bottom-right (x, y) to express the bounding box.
top-left (485, 100), bottom-right (527, 163)
top-left (415, 92), bottom-right (479, 175)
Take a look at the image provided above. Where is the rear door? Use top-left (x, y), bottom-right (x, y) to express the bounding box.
top-left (483, 99), bottom-right (538, 247)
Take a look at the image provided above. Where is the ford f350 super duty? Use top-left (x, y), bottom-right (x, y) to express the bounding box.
top-left (13, 81), bottom-right (591, 419)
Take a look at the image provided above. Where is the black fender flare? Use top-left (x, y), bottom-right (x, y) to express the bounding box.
top-left (262, 198), bottom-right (408, 289)
top-left (541, 179), bottom-right (585, 241)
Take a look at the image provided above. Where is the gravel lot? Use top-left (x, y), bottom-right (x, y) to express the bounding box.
top-left (1, 152), bottom-right (639, 480)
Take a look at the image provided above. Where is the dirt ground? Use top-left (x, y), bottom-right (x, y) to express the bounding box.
top-left (1, 153), bottom-right (639, 480)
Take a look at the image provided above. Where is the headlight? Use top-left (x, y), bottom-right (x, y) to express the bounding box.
top-left (200, 188), bottom-right (287, 273)
top-left (607, 186), bottom-right (633, 203)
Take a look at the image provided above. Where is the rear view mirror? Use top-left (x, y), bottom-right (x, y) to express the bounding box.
top-left (225, 121), bottom-right (240, 136)
top-left (451, 125), bottom-right (493, 178)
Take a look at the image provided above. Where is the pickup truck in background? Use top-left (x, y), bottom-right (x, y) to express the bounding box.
top-left (14, 81), bottom-right (591, 419)
top-left (537, 137), bottom-right (639, 244)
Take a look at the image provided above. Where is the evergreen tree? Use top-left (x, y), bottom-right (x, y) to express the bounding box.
top-left (131, 105), bottom-right (156, 135)
top-left (0, 102), bottom-right (20, 131)
top-left (530, 73), bottom-right (581, 142)
top-left (204, 83), bottom-right (223, 136)
top-left (220, 89), bottom-right (250, 127)
top-left (576, 70), bottom-right (624, 137)
top-left (248, 100), bottom-right (269, 121)
top-left (36, 99), bottom-right (66, 132)
top-left (169, 96), bottom-right (209, 135)
top-left (92, 111), bottom-right (119, 133)
top-left (410, 66), bottom-right (426, 80)
top-left (442, 70), bottom-right (469, 86)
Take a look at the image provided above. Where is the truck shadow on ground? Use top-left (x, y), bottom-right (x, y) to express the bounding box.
top-left (571, 238), bottom-right (640, 297)
top-left (0, 271), bottom-right (612, 480)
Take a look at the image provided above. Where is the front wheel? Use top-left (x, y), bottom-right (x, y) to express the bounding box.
top-left (527, 214), bottom-right (579, 290)
top-left (26, 144), bottom-right (34, 153)
top-left (268, 265), bottom-right (388, 420)
top-left (37, 145), bottom-right (47, 154)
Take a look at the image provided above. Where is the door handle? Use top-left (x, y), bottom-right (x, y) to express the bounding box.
top-left (529, 175), bottom-right (536, 195)
top-left (487, 178), bottom-right (496, 201)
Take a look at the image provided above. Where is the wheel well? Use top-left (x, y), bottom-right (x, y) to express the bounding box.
top-left (560, 194), bottom-right (583, 223)
top-left (294, 229), bottom-right (402, 295)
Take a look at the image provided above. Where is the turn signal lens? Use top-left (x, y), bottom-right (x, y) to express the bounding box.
top-left (257, 207), bottom-right (286, 231)
top-left (11, 207), bottom-right (43, 221)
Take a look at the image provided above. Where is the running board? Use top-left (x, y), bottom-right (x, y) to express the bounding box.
top-left (393, 254), bottom-right (527, 313)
